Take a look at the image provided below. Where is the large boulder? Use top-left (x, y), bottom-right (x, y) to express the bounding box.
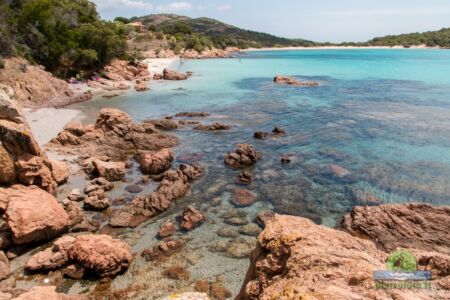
top-left (137, 148), bottom-right (174, 175)
top-left (68, 234), bottom-right (132, 277)
top-left (238, 214), bottom-right (449, 300)
top-left (4, 185), bottom-right (70, 244)
top-left (50, 160), bottom-right (70, 184)
top-left (224, 144), bottom-right (262, 168)
top-left (342, 204), bottom-right (450, 254)
top-left (26, 236), bottom-right (75, 271)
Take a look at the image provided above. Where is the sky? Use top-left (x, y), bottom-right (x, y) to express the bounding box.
top-left (92, 0), bottom-right (450, 42)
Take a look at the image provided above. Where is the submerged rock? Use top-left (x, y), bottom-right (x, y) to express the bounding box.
top-left (145, 118), bottom-right (179, 131)
top-left (236, 171), bottom-right (252, 184)
top-left (181, 206), bottom-right (205, 231)
top-left (174, 112), bottom-right (210, 118)
top-left (193, 122), bottom-right (231, 131)
top-left (274, 75), bottom-right (319, 87)
top-left (158, 222), bottom-right (177, 238)
top-left (224, 144), bottom-right (262, 168)
top-left (232, 189), bottom-right (257, 207)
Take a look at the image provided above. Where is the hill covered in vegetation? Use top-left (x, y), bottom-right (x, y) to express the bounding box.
top-left (365, 28), bottom-right (450, 48)
top-left (126, 14), bottom-right (317, 51)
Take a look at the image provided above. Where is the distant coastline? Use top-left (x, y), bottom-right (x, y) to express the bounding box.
top-left (243, 45), bottom-right (443, 52)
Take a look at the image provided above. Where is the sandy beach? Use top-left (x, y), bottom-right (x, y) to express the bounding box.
top-left (23, 57), bottom-right (179, 147)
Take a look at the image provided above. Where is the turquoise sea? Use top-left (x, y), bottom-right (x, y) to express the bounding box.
top-left (72, 49), bottom-right (450, 226)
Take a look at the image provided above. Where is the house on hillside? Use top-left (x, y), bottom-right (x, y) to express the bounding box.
top-left (126, 22), bottom-right (148, 33)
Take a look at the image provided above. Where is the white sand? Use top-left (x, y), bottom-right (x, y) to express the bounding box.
top-left (143, 57), bottom-right (180, 74)
top-left (23, 107), bottom-right (83, 147)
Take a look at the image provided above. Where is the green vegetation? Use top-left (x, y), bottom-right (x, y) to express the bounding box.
top-left (131, 14), bottom-right (317, 50)
top-left (366, 28), bottom-right (450, 48)
top-left (1, 0), bottom-right (127, 77)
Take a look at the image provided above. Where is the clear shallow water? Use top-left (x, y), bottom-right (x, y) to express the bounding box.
top-left (71, 49), bottom-right (450, 225)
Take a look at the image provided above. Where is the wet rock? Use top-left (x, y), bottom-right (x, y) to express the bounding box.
top-left (193, 122), bottom-right (231, 131)
top-left (232, 189), bottom-right (257, 207)
top-left (125, 184), bottom-right (143, 194)
top-left (224, 144), bottom-right (262, 168)
top-left (239, 223), bottom-right (262, 237)
top-left (253, 131), bottom-right (269, 139)
top-left (25, 236), bottom-right (75, 271)
top-left (329, 164), bottom-right (351, 178)
top-left (141, 239), bottom-right (182, 261)
top-left (0, 251), bottom-right (9, 280)
top-left (342, 204), bottom-right (450, 253)
top-left (217, 227), bottom-right (239, 238)
top-left (163, 266), bottom-right (190, 281)
top-left (178, 120), bottom-right (200, 126)
top-left (272, 126), bottom-right (286, 135)
top-left (181, 206), bottom-right (205, 231)
top-left (12, 286), bottom-right (87, 300)
top-left (210, 283), bottom-right (232, 300)
top-left (163, 69), bottom-right (188, 80)
top-left (179, 163), bottom-right (203, 181)
top-left (84, 196), bottom-right (111, 211)
top-left (63, 264), bottom-right (85, 279)
top-left (274, 75), bottom-right (319, 86)
top-left (177, 152), bottom-right (204, 163)
top-left (67, 189), bottom-right (85, 202)
top-left (65, 202), bottom-right (98, 232)
top-left (144, 119), bottom-right (179, 131)
top-left (85, 177), bottom-right (114, 193)
top-left (134, 81), bottom-right (149, 92)
top-left (68, 234), bottom-right (132, 277)
top-left (280, 155), bottom-right (291, 164)
top-left (174, 112), bottom-right (210, 118)
top-left (236, 171), bottom-right (252, 184)
top-left (158, 222), bottom-right (177, 238)
top-left (137, 149), bottom-right (174, 175)
top-left (5, 185), bottom-right (70, 244)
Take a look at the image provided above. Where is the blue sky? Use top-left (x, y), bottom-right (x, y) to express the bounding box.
top-left (92, 0), bottom-right (450, 42)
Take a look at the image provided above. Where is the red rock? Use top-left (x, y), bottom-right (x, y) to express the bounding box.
top-left (5, 185), bottom-right (70, 244)
top-left (135, 81), bottom-right (149, 92)
top-left (145, 119), bottom-right (179, 130)
top-left (232, 189), bottom-right (257, 207)
top-left (158, 222), bottom-right (177, 238)
top-left (181, 206), bottom-right (205, 231)
top-left (12, 286), bottom-right (87, 300)
top-left (138, 149), bottom-right (174, 175)
top-left (163, 69), bottom-right (188, 80)
top-left (0, 250), bottom-right (9, 280)
top-left (236, 170), bottom-right (252, 184)
top-left (84, 195), bottom-right (111, 211)
top-left (91, 159), bottom-right (125, 181)
top-left (64, 121), bottom-right (85, 136)
top-left (179, 163), bottom-right (203, 181)
top-left (68, 234), bottom-right (132, 277)
top-left (224, 144), bottom-right (262, 168)
top-left (342, 204), bottom-right (450, 253)
top-left (63, 264), bottom-right (85, 279)
top-left (50, 160), bottom-right (70, 184)
top-left (25, 236), bottom-right (75, 271)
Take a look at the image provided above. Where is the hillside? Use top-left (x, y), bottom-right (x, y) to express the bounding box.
top-left (366, 28), bottom-right (450, 48)
top-left (130, 14), bottom-right (316, 48)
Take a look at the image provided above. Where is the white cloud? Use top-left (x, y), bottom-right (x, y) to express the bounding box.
top-left (92, 0), bottom-right (153, 11)
top-left (157, 1), bottom-right (192, 12)
top-left (197, 3), bottom-right (231, 12)
top-left (310, 7), bottom-right (450, 18)
top-left (216, 4), bottom-right (231, 11)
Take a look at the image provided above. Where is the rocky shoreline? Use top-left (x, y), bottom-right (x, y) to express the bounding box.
top-left (0, 57), bottom-right (449, 300)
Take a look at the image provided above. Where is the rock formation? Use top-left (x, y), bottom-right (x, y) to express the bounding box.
top-left (224, 144), bottom-right (262, 168)
top-left (180, 206), bottom-right (205, 231)
top-left (109, 164), bottom-right (202, 228)
top-left (49, 108), bottom-right (178, 160)
top-left (12, 286), bottom-right (88, 300)
top-left (274, 75), bottom-right (319, 87)
top-left (137, 148), bottom-right (174, 175)
top-left (238, 213), bottom-right (450, 300)
top-left (193, 122), bottom-right (231, 131)
top-left (0, 89), bottom-right (69, 193)
top-left (342, 204), bottom-right (450, 254)
top-left (162, 69), bottom-right (188, 80)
